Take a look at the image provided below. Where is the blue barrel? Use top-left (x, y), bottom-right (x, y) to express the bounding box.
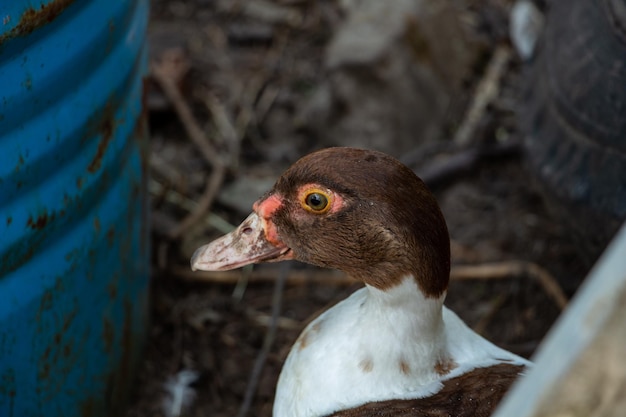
top-left (0, 1), bottom-right (150, 416)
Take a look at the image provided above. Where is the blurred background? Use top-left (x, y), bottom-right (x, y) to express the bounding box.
top-left (1, 0), bottom-right (624, 416)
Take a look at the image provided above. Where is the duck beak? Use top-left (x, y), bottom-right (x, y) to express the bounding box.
top-left (191, 212), bottom-right (292, 271)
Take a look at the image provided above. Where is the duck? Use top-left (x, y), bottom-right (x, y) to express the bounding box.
top-left (191, 147), bottom-right (531, 417)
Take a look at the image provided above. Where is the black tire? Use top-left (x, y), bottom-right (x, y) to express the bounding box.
top-left (521, 0), bottom-right (626, 263)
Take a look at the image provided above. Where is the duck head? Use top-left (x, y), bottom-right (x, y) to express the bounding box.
top-left (191, 147), bottom-right (450, 297)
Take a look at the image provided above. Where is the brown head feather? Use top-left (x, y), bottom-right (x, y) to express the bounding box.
top-left (260, 147), bottom-right (450, 297)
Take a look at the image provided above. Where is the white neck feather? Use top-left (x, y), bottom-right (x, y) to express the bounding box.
top-left (273, 276), bottom-right (450, 417)
top-left (362, 279), bottom-right (449, 376)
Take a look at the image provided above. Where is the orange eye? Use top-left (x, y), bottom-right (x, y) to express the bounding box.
top-left (301, 189), bottom-right (331, 214)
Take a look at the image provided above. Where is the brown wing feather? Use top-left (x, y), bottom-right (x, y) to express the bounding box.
top-left (326, 364), bottom-right (526, 417)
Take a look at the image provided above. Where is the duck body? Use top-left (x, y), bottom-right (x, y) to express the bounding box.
top-left (275, 279), bottom-right (528, 417)
top-left (191, 148), bottom-right (531, 417)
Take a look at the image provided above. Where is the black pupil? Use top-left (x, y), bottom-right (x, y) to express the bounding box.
top-left (307, 193), bottom-right (326, 210)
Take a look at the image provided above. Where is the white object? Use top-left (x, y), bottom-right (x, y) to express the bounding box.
top-left (510, 0), bottom-right (544, 60)
top-left (161, 369), bottom-right (200, 417)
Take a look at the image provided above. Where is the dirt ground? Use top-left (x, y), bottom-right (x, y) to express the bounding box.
top-left (125, 1), bottom-right (591, 416)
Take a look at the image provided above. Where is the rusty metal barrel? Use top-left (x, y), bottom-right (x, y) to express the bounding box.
top-left (0, 1), bottom-right (150, 416)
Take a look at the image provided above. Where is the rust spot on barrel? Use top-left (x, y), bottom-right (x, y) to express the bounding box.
top-left (62, 307), bottom-right (77, 331)
top-left (0, 0), bottom-right (75, 44)
top-left (102, 317), bottom-right (114, 354)
top-left (100, 299), bottom-right (137, 415)
top-left (106, 227), bottom-right (115, 247)
top-left (64, 248), bottom-right (79, 263)
top-left (0, 369), bottom-right (17, 407)
top-left (87, 102), bottom-right (116, 173)
top-left (27, 209), bottom-right (54, 230)
top-left (38, 362), bottom-right (51, 380)
top-left (14, 154), bottom-right (25, 173)
top-left (2, 246), bottom-right (34, 274)
top-left (107, 282), bottom-right (118, 299)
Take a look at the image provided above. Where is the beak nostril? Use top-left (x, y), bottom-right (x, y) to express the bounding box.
top-left (242, 227), bottom-right (253, 235)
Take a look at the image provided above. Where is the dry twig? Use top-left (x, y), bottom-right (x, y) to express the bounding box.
top-left (151, 58), bottom-right (227, 240)
top-left (245, 308), bottom-right (301, 330)
top-left (452, 261), bottom-right (568, 310)
top-left (204, 91), bottom-right (241, 169)
top-left (454, 45), bottom-right (512, 146)
top-left (236, 263), bottom-right (290, 417)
